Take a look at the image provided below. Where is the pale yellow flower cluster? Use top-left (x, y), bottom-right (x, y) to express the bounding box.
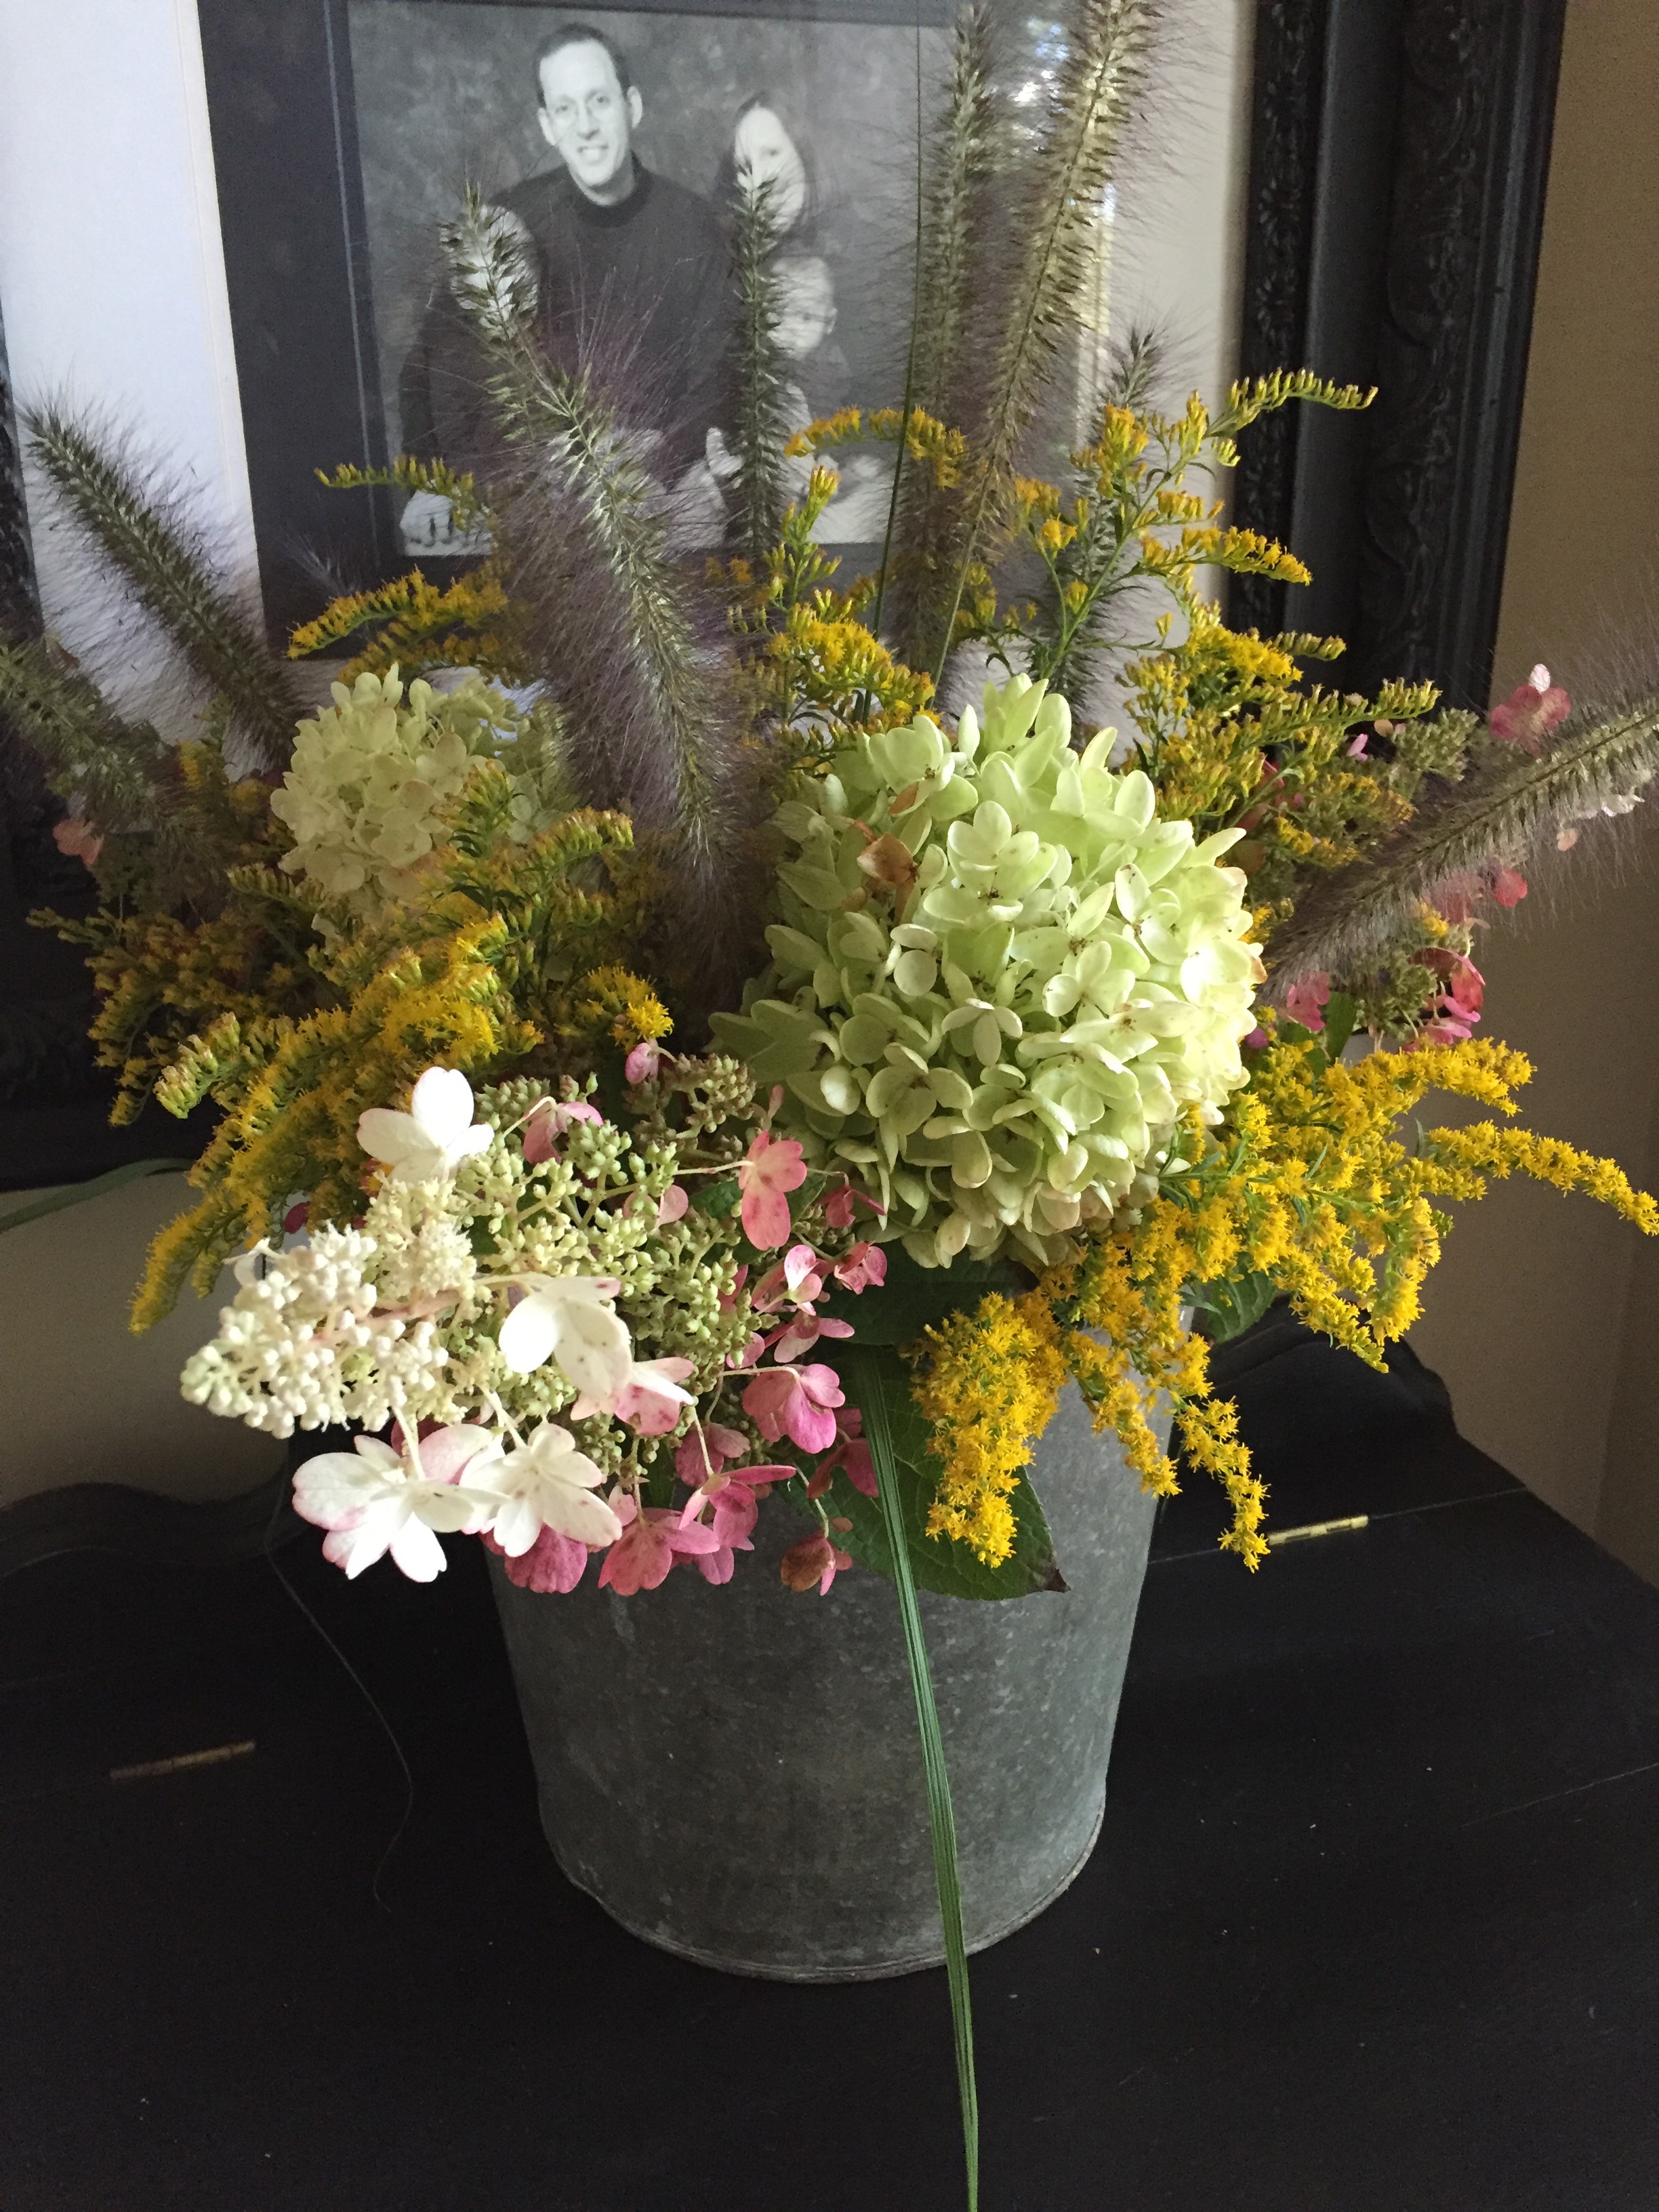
top-left (270, 668), bottom-right (539, 916)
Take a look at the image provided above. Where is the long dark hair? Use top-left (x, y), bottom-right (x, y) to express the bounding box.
top-left (716, 92), bottom-right (819, 245)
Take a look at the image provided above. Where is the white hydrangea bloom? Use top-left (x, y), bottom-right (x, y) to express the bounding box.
top-left (181, 1224), bottom-right (398, 1437)
top-left (361, 1195), bottom-right (479, 1314)
top-left (712, 674), bottom-right (1263, 1269)
top-left (177, 1063), bottom-right (774, 1586)
top-left (358, 1066), bottom-right (494, 1185)
top-left (178, 1093), bottom-right (653, 1440)
top-left (270, 668), bottom-right (555, 917)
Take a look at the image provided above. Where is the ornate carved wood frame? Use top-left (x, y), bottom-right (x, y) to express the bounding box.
top-left (1231, 0), bottom-right (1568, 710)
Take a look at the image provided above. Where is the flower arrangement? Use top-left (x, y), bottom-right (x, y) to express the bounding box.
top-left (7, 5), bottom-right (1659, 2198)
top-left (180, 1051), bottom-right (895, 1599)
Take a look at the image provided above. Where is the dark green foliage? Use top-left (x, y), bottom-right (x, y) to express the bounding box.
top-left (824, 1437), bottom-right (1063, 1601)
top-left (817, 1242), bottom-right (1029, 1343)
top-left (816, 1333), bottom-right (1059, 1601)
top-left (1189, 1269), bottom-right (1277, 1345)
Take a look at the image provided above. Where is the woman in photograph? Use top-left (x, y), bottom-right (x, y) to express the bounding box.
top-left (727, 93), bottom-right (813, 239)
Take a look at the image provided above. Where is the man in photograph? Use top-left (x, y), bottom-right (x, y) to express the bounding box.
top-left (400, 23), bottom-right (734, 548)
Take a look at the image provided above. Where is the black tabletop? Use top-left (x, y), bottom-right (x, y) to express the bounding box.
top-left (3, 1334), bottom-right (1656, 2211)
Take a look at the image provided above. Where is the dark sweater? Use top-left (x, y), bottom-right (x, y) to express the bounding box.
top-left (401, 162), bottom-right (734, 480)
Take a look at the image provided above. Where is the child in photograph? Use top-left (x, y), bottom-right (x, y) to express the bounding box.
top-left (774, 253), bottom-right (890, 540)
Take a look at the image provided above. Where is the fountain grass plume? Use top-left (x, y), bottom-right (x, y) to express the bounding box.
top-left (0, 632), bottom-right (200, 882)
top-left (22, 405), bottom-right (304, 769)
top-left (439, 190), bottom-right (747, 997)
top-left (922, 0), bottom-right (1161, 684)
top-left (1263, 642), bottom-right (1659, 992)
top-left (729, 176), bottom-right (793, 565)
top-left (883, 3), bottom-right (997, 669)
top-left (1097, 322), bottom-right (1167, 415)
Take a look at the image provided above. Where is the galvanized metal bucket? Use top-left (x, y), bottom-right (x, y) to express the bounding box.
top-left (489, 1380), bottom-right (1160, 1982)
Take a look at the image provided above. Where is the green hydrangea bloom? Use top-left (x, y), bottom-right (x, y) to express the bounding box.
top-left (714, 675), bottom-right (1263, 1269)
top-left (270, 667), bottom-right (557, 916)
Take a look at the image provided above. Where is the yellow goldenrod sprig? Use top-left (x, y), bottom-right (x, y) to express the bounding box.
top-left (910, 1029), bottom-right (1656, 1571)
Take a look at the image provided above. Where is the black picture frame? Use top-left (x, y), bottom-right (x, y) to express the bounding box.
top-left (1230, 0), bottom-right (1568, 710)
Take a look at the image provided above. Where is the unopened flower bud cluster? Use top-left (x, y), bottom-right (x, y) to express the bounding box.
top-left (182, 1079), bottom-right (756, 1458)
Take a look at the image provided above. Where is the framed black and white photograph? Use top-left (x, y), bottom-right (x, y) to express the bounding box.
top-left (199, 0), bottom-right (957, 628)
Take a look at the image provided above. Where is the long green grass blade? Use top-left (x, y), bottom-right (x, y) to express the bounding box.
top-left (867, 17), bottom-right (926, 649)
top-left (0, 1158), bottom-right (186, 1236)
top-left (848, 1345), bottom-right (979, 2211)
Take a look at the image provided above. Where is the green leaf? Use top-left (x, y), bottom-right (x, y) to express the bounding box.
top-left (818, 1242), bottom-right (1031, 1346)
top-left (1192, 1267), bottom-right (1277, 1343)
top-left (1322, 990), bottom-right (1358, 1060)
top-left (846, 1346), bottom-right (979, 2211)
top-left (694, 1176), bottom-right (741, 1219)
top-left (820, 1343), bottom-right (1063, 1599)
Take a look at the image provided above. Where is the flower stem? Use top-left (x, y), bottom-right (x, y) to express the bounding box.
top-left (846, 1347), bottom-right (979, 2211)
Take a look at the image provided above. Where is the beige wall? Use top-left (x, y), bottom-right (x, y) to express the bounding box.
top-left (1408, 0), bottom-right (1659, 1576)
top-left (0, 1177), bottom-right (283, 1506)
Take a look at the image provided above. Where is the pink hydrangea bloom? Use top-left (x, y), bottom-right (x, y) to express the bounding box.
top-left (598, 1494), bottom-right (720, 1595)
top-left (1284, 972), bottom-right (1331, 1033)
top-left (779, 1532), bottom-right (853, 1595)
top-left (812, 1406), bottom-right (876, 1498)
top-left (1443, 957), bottom-right (1484, 1023)
top-left (832, 1242), bottom-right (887, 1294)
top-left (1415, 948), bottom-right (1484, 1027)
top-left (691, 1535), bottom-right (743, 1585)
top-left (52, 816), bottom-right (103, 867)
top-left (656, 1183), bottom-right (689, 1226)
top-left (676, 1469), bottom-right (783, 1574)
top-left (674, 1421), bottom-right (751, 1486)
top-left (823, 1183), bottom-right (858, 1230)
top-left (676, 1458), bottom-right (796, 1588)
top-left (572, 1355), bottom-right (696, 1435)
top-left (483, 1525), bottom-right (590, 1594)
top-left (742, 1361), bottom-right (844, 1453)
top-left (823, 1180), bottom-right (884, 1229)
top-left (752, 1243), bottom-right (826, 1313)
top-left (678, 1462), bottom-right (794, 1523)
top-left (768, 1312), bottom-right (854, 1364)
top-left (736, 1128), bottom-right (808, 1248)
top-left (523, 1097), bottom-right (604, 1166)
top-left (1489, 665), bottom-right (1570, 754)
top-left (624, 1038), bottom-right (667, 1086)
